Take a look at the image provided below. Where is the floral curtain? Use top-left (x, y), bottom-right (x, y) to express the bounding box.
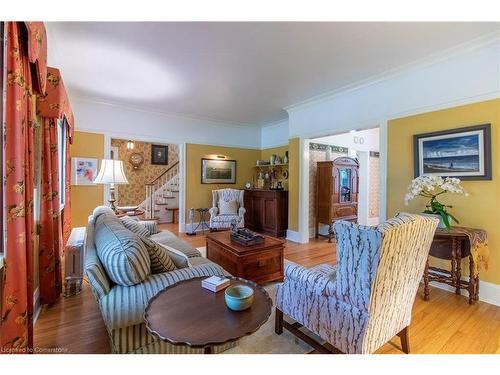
top-left (38, 117), bottom-right (63, 305)
top-left (24, 22), bottom-right (47, 95)
top-left (1, 22), bottom-right (37, 352)
top-left (37, 67), bottom-right (74, 245)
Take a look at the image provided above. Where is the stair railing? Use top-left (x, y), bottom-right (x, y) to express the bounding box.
top-left (144, 161), bottom-right (179, 219)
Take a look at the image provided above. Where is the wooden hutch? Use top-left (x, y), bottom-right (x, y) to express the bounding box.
top-left (315, 157), bottom-right (359, 242)
top-left (244, 189), bottom-right (288, 238)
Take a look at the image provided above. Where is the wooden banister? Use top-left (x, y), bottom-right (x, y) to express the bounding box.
top-left (146, 161), bottom-right (179, 186)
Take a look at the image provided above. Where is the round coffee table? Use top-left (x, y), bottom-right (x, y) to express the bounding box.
top-left (144, 277), bottom-right (272, 353)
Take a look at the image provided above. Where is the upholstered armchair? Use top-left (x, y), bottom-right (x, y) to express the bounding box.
top-left (209, 188), bottom-right (246, 230)
top-left (275, 213), bottom-right (438, 354)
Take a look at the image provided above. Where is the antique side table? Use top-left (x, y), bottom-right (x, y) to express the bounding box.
top-left (423, 227), bottom-right (487, 305)
top-left (144, 277), bottom-right (272, 353)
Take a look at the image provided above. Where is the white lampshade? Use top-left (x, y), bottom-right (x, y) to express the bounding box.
top-left (93, 159), bottom-right (129, 185)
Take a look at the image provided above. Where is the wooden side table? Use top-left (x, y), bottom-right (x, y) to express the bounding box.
top-left (144, 277), bottom-right (272, 353)
top-left (423, 228), bottom-right (479, 305)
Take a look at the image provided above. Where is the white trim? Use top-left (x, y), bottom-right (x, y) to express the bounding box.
top-left (429, 279), bottom-right (500, 307)
top-left (261, 143), bottom-right (289, 149)
top-left (71, 94), bottom-right (257, 129)
top-left (286, 229), bottom-right (301, 243)
top-left (103, 134), bottom-right (111, 206)
top-left (259, 118), bottom-right (289, 129)
top-left (33, 287), bottom-right (41, 324)
top-left (179, 222), bottom-right (210, 234)
top-left (378, 120), bottom-right (388, 221)
top-left (298, 137), bottom-right (310, 244)
top-left (366, 217), bottom-right (380, 226)
top-left (178, 143), bottom-right (186, 233)
top-left (75, 127), bottom-right (262, 151)
top-left (285, 31), bottom-right (500, 113)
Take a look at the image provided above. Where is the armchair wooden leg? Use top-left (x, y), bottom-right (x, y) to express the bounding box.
top-left (275, 308), bottom-right (283, 335)
top-left (397, 326), bottom-right (410, 354)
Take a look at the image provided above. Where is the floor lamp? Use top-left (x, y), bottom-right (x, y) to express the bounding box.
top-left (94, 159), bottom-right (129, 212)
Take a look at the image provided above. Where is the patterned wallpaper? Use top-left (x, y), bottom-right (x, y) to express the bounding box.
top-left (111, 139), bottom-right (179, 206)
top-left (368, 155), bottom-right (380, 218)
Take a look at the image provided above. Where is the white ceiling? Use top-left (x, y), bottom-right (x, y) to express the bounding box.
top-left (46, 22), bottom-right (499, 126)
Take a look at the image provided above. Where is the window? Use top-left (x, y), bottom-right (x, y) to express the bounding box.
top-left (57, 118), bottom-right (67, 210)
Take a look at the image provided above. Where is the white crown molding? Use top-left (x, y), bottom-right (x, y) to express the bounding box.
top-left (285, 30), bottom-right (500, 114)
top-left (259, 118), bottom-right (289, 129)
top-left (70, 95), bottom-right (259, 130)
top-left (74, 126), bottom-right (263, 150)
top-left (261, 142), bottom-right (289, 149)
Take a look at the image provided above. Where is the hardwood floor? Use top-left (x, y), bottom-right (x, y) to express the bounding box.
top-left (34, 224), bottom-right (500, 354)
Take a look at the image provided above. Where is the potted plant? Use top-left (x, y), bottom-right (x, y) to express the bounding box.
top-left (404, 175), bottom-right (468, 230)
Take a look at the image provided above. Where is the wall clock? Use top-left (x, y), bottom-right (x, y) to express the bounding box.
top-left (129, 152), bottom-right (144, 170)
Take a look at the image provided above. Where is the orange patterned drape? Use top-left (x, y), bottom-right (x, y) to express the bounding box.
top-left (24, 22), bottom-right (47, 96)
top-left (38, 117), bottom-right (63, 305)
top-left (0, 22), bottom-right (37, 352)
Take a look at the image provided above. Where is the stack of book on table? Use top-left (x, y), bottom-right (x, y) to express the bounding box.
top-left (202, 276), bottom-right (230, 292)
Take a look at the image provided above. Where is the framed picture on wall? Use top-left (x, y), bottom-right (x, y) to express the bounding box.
top-left (151, 144), bottom-right (168, 165)
top-left (413, 124), bottom-right (492, 180)
top-left (201, 159), bottom-right (236, 184)
top-left (71, 157), bottom-right (98, 185)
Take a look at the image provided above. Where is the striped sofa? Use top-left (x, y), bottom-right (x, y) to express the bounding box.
top-left (275, 213), bottom-right (438, 354)
top-left (84, 207), bottom-right (234, 354)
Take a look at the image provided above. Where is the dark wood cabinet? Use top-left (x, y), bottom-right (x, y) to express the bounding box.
top-left (244, 189), bottom-right (288, 237)
top-left (316, 157), bottom-right (359, 242)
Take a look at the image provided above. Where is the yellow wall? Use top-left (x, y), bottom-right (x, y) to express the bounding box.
top-left (70, 131), bottom-right (105, 227)
top-left (288, 138), bottom-right (300, 232)
top-left (387, 99), bottom-right (500, 284)
top-left (185, 144), bottom-right (260, 221)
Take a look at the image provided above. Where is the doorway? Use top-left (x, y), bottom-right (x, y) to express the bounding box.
top-left (308, 127), bottom-right (380, 239)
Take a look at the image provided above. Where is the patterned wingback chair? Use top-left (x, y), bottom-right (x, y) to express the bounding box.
top-left (275, 213), bottom-right (438, 354)
top-left (209, 189), bottom-right (245, 230)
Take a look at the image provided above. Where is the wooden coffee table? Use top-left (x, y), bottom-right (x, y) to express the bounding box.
top-left (144, 277), bottom-right (272, 353)
top-left (206, 231), bottom-right (285, 284)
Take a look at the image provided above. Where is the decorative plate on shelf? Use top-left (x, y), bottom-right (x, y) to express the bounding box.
top-left (129, 152), bottom-right (144, 169)
top-left (282, 170), bottom-right (289, 180)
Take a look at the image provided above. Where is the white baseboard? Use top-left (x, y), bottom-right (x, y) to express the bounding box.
top-left (429, 278), bottom-right (500, 307)
top-left (286, 230), bottom-right (302, 243)
top-left (33, 287), bottom-right (41, 324)
top-left (179, 221), bottom-right (211, 234)
top-left (366, 217), bottom-right (380, 226)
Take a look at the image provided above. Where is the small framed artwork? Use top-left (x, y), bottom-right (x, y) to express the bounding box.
top-left (201, 159), bottom-right (236, 184)
top-left (71, 157), bottom-right (98, 185)
top-left (151, 144), bottom-right (168, 165)
top-left (413, 124), bottom-right (491, 180)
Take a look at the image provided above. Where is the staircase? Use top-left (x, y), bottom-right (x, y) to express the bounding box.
top-left (141, 161), bottom-right (180, 223)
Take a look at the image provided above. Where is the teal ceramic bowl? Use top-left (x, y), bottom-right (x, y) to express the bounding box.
top-left (224, 284), bottom-right (254, 311)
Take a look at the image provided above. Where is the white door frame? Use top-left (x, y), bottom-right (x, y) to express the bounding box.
top-left (101, 132), bottom-right (184, 232)
top-left (296, 121), bottom-right (386, 243)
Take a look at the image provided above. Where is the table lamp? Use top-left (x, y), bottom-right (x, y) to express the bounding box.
top-left (93, 159), bottom-right (129, 212)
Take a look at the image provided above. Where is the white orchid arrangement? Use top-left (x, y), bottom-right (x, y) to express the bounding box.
top-left (405, 175), bottom-right (468, 229)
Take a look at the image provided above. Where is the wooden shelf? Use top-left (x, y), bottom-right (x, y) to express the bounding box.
top-left (254, 164), bottom-right (289, 168)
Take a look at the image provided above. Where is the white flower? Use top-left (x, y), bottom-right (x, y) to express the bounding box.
top-left (404, 175), bottom-right (467, 204)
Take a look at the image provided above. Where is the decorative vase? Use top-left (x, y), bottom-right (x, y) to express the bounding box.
top-left (270, 154), bottom-right (276, 165)
top-left (421, 213), bottom-right (451, 229)
top-left (283, 153), bottom-right (288, 164)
